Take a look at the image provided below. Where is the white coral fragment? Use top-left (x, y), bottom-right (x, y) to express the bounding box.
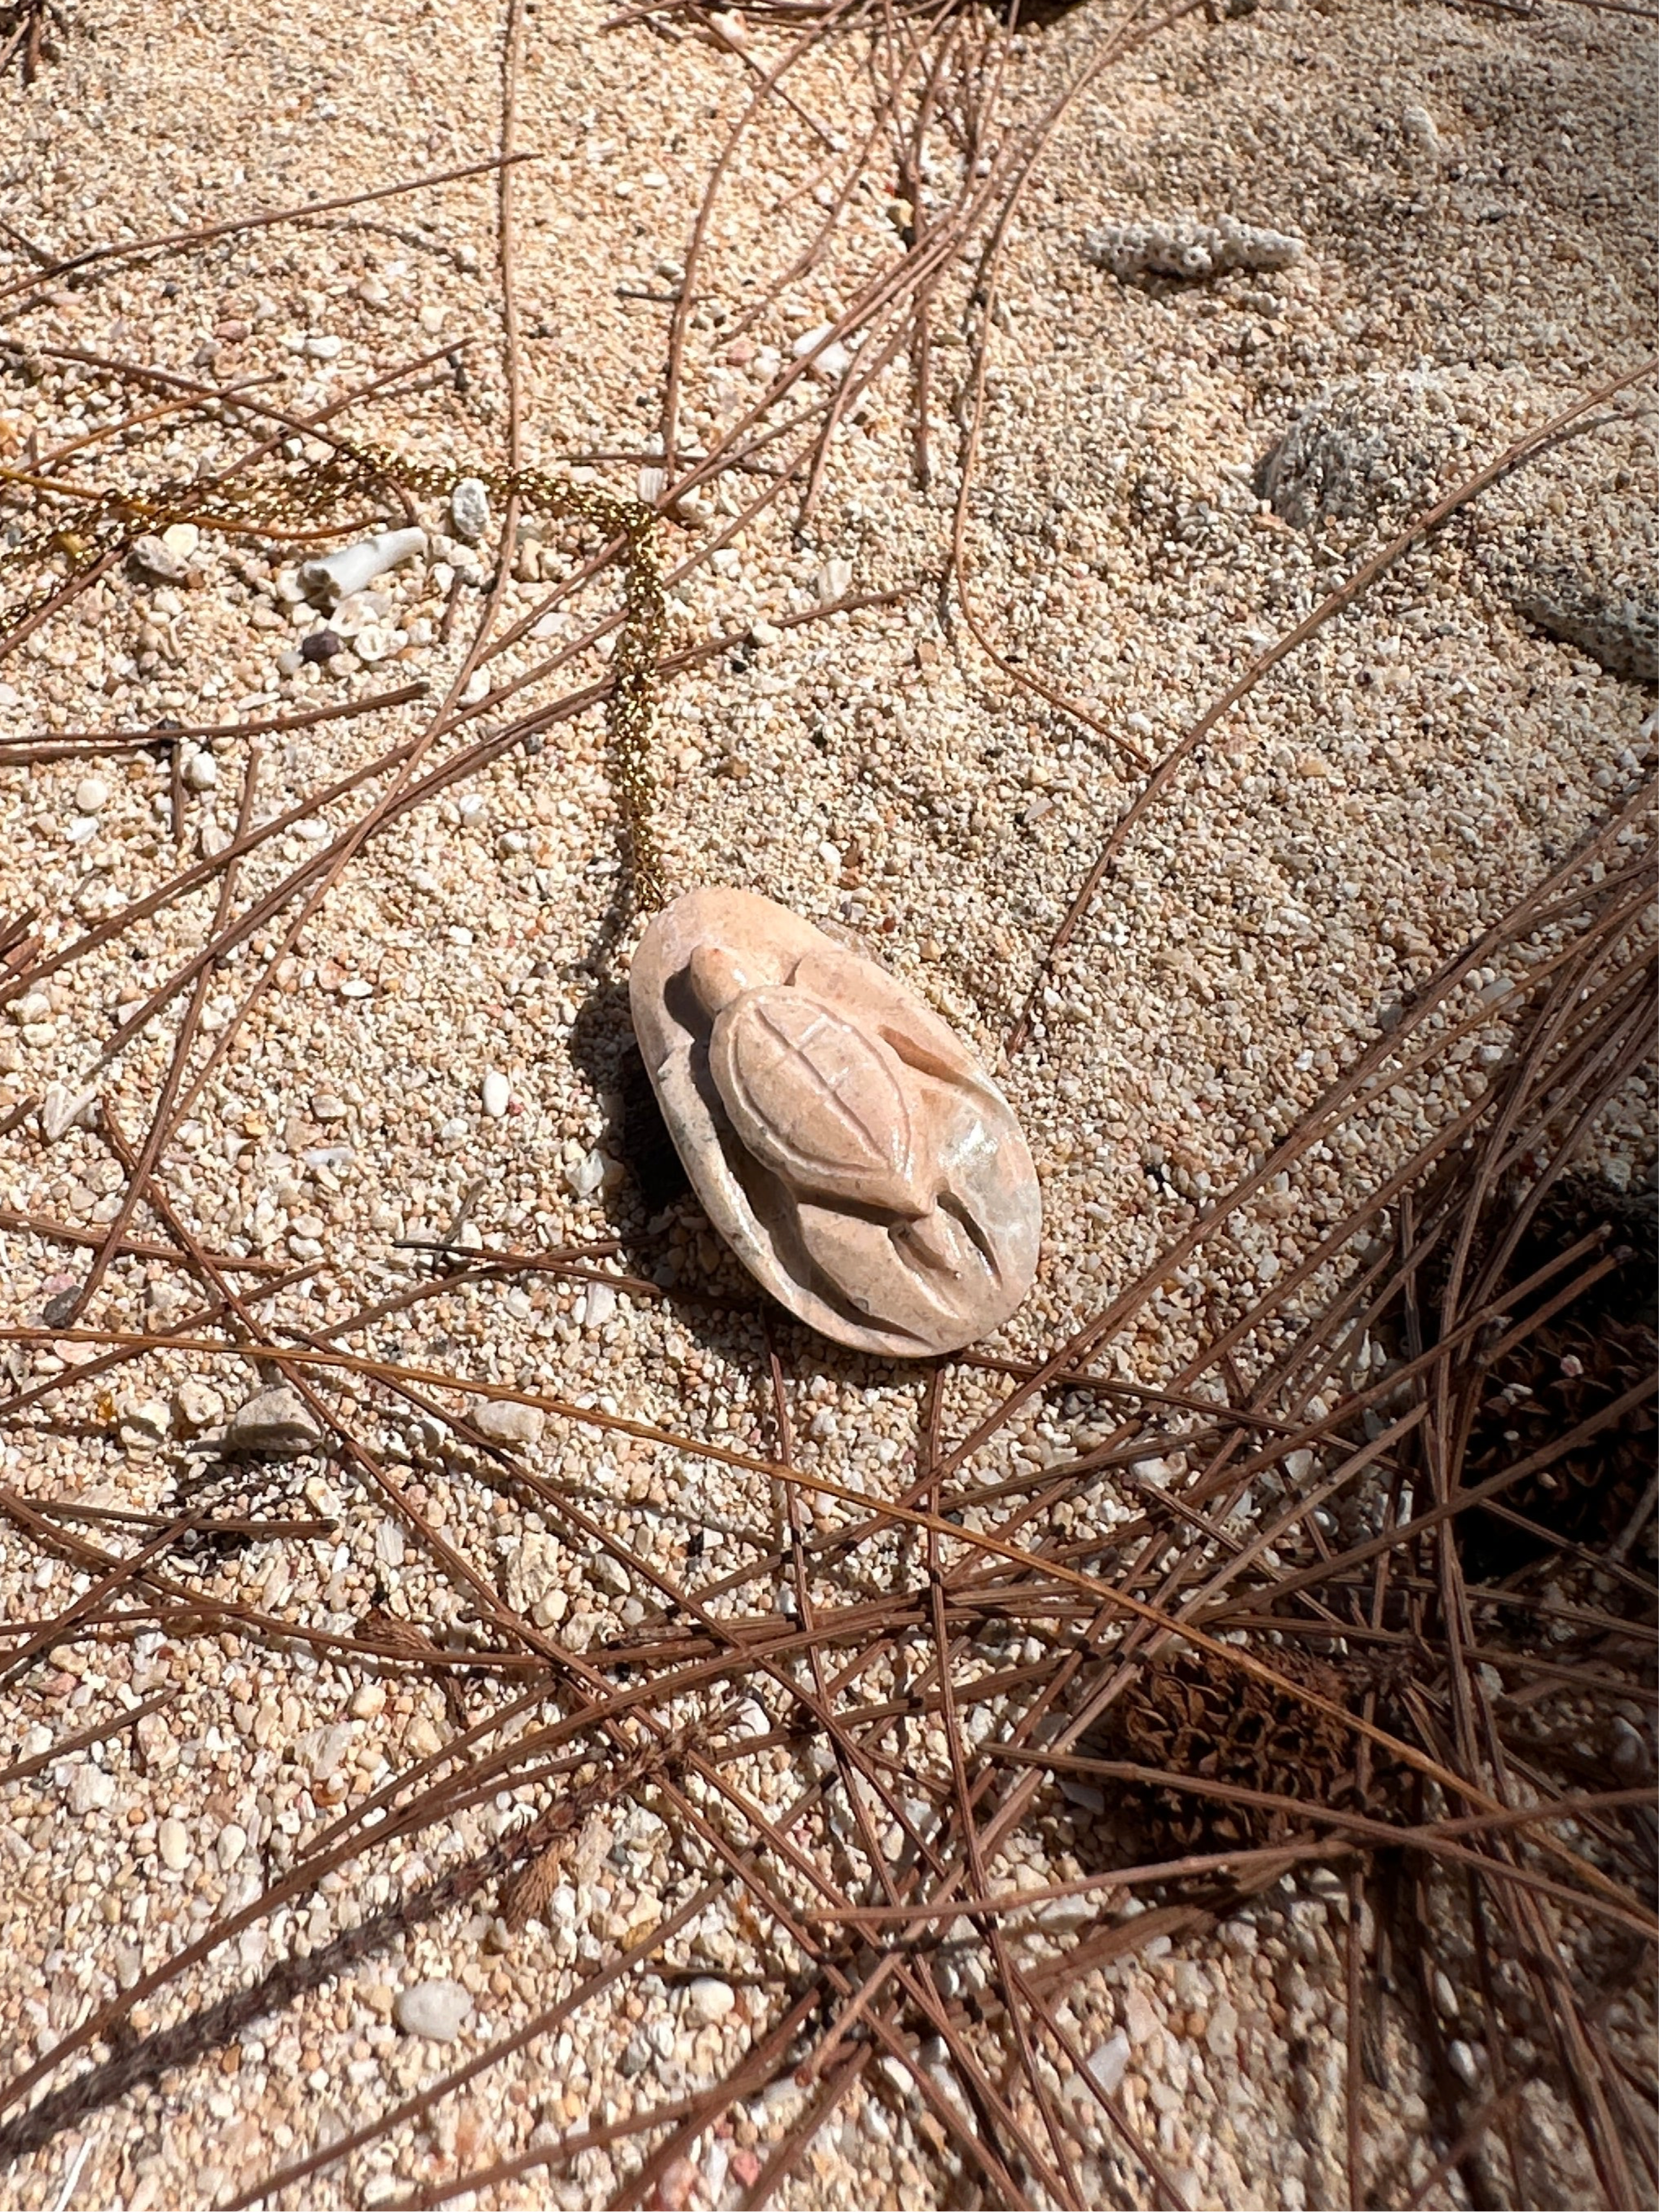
top-left (297, 527), bottom-right (427, 608)
top-left (1086, 214), bottom-right (1304, 282)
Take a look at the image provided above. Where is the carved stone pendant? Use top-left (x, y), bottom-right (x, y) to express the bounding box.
top-left (629, 887), bottom-right (1041, 1357)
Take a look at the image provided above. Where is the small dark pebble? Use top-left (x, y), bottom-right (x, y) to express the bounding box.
top-left (301, 629), bottom-right (342, 664)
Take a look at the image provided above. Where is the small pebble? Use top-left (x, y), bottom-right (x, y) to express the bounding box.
top-left (1448, 2039), bottom-right (1481, 2088)
top-left (652, 2157), bottom-right (698, 2212)
top-left (39, 1085), bottom-right (98, 1143)
top-left (793, 323), bottom-right (850, 380)
top-left (301, 629), bottom-right (343, 665)
top-left (481, 1069), bottom-right (511, 1118)
top-left (183, 750), bottom-right (218, 792)
top-left (174, 1379), bottom-right (223, 1430)
top-left (328, 590), bottom-right (387, 638)
top-left (161, 521), bottom-right (200, 558)
top-left (567, 1148), bottom-right (607, 1198)
top-left (118, 1396), bottom-right (172, 1447)
top-left (817, 556), bottom-right (852, 605)
top-left (130, 534), bottom-right (187, 583)
top-left (450, 478), bottom-right (491, 544)
top-left (158, 1818), bottom-right (191, 1871)
top-left (73, 776), bottom-right (109, 813)
top-left (684, 1977), bottom-right (736, 2024)
top-left (394, 1980), bottom-right (473, 2043)
top-left (68, 1764), bottom-right (116, 1816)
top-left (473, 1399), bottom-right (545, 1447)
top-left (222, 1385), bottom-right (324, 1457)
top-left (1610, 1717), bottom-right (1650, 1780)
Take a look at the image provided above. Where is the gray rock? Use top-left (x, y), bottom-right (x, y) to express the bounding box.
top-left (394, 1979), bottom-right (473, 2042)
top-left (175, 1380), bottom-right (223, 1432)
top-left (450, 478), bottom-right (491, 545)
top-left (1085, 2030), bottom-right (1130, 2095)
top-left (589, 1550), bottom-right (631, 1597)
top-left (117, 1396), bottom-right (172, 1448)
top-left (1610, 1717), bottom-right (1650, 1780)
top-left (1263, 372), bottom-right (1471, 533)
top-left (619, 2030), bottom-right (653, 2077)
top-left (223, 1384), bottom-right (324, 1457)
top-left (130, 534), bottom-right (189, 583)
top-left (1487, 534), bottom-right (1657, 681)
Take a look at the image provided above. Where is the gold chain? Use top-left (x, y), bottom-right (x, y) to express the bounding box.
top-left (1, 437), bottom-right (670, 910)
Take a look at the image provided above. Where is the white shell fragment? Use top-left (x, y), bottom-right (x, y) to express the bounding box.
top-left (298, 527), bottom-right (427, 608)
top-left (630, 888), bottom-right (1041, 1358)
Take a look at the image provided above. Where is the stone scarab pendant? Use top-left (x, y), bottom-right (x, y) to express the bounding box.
top-left (630, 887), bottom-right (1041, 1357)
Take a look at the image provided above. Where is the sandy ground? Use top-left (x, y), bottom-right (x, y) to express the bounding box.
top-left (0, 0), bottom-right (1654, 2205)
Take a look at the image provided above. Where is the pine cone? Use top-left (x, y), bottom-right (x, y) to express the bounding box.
top-left (1081, 1644), bottom-right (1398, 1854)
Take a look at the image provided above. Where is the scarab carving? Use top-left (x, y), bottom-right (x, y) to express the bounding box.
top-left (629, 888), bottom-right (1041, 1357)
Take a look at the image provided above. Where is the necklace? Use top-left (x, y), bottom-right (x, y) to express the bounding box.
top-left (3, 436), bottom-right (1041, 1356)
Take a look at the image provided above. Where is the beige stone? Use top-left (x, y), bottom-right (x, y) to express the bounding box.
top-left (629, 888), bottom-right (1041, 1357)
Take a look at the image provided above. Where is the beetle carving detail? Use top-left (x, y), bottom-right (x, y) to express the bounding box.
top-left (630, 890), bottom-right (1041, 1357)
